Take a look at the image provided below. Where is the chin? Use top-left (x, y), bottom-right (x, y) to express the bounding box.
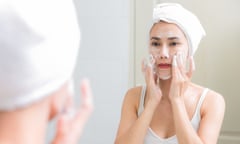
top-left (158, 74), bottom-right (171, 80)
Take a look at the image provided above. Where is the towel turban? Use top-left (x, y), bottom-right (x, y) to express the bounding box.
top-left (0, 0), bottom-right (80, 110)
top-left (152, 3), bottom-right (206, 56)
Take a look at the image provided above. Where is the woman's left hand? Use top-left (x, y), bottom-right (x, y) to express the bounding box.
top-left (169, 53), bottom-right (195, 101)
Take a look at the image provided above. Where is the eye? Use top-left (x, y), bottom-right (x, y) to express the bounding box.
top-left (169, 42), bottom-right (179, 46)
top-left (151, 41), bottom-right (161, 47)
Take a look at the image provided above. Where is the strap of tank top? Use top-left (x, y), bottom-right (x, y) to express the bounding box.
top-left (195, 88), bottom-right (209, 114)
top-left (137, 84), bottom-right (146, 116)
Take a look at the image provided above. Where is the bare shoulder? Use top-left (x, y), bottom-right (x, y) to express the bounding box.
top-left (202, 88), bottom-right (225, 115)
top-left (188, 84), bottom-right (225, 143)
top-left (123, 86), bottom-right (143, 109)
top-left (125, 86), bottom-right (143, 97)
top-left (189, 83), bottom-right (225, 115)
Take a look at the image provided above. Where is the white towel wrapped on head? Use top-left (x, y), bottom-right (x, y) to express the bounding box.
top-left (0, 0), bottom-right (80, 110)
top-left (153, 3), bottom-right (206, 56)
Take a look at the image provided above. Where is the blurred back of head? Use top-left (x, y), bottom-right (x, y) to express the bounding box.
top-left (0, 0), bottom-right (80, 110)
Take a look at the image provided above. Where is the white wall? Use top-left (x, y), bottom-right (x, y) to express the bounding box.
top-left (47, 0), bottom-right (130, 143)
top-left (74, 1), bottom-right (129, 143)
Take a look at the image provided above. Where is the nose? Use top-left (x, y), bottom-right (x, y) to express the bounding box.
top-left (159, 46), bottom-right (169, 59)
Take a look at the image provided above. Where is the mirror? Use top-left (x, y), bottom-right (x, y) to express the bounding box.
top-left (131, 0), bottom-right (240, 143)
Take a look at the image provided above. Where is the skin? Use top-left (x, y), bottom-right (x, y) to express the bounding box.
top-left (114, 22), bottom-right (225, 144)
top-left (0, 79), bottom-right (93, 144)
top-left (52, 79), bottom-right (94, 144)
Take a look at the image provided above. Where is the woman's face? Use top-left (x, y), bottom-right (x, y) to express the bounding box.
top-left (149, 22), bottom-right (188, 80)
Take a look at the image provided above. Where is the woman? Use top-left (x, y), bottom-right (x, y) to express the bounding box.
top-left (115, 3), bottom-right (225, 144)
top-left (0, 0), bottom-right (93, 144)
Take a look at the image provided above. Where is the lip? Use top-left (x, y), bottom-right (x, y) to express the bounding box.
top-left (157, 63), bottom-right (171, 69)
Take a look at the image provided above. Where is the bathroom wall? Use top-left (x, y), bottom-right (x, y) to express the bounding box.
top-left (47, 0), bottom-right (130, 143)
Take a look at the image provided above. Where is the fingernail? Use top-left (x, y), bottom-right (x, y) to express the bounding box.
top-left (172, 55), bottom-right (177, 66)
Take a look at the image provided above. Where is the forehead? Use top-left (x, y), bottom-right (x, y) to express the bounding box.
top-left (150, 22), bottom-right (186, 39)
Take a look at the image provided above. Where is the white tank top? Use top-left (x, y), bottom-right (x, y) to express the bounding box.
top-left (137, 85), bottom-right (209, 144)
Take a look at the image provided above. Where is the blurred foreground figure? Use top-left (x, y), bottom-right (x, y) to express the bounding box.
top-left (0, 0), bottom-right (93, 144)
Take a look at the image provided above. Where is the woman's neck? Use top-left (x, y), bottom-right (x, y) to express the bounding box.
top-left (0, 101), bottom-right (50, 144)
top-left (158, 78), bottom-right (172, 99)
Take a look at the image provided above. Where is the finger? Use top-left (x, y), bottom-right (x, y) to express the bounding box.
top-left (59, 81), bottom-right (77, 126)
top-left (186, 56), bottom-right (195, 79)
top-left (54, 78), bottom-right (95, 143)
top-left (56, 113), bottom-right (70, 136)
top-left (80, 79), bottom-right (93, 110)
top-left (142, 58), bottom-right (153, 84)
top-left (62, 81), bottom-right (75, 114)
top-left (146, 58), bottom-right (157, 86)
top-left (148, 55), bottom-right (159, 84)
top-left (148, 54), bottom-right (155, 65)
top-left (72, 79), bottom-right (93, 135)
top-left (52, 82), bottom-right (77, 144)
top-left (171, 55), bottom-right (178, 80)
top-left (52, 112), bottom-right (72, 144)
top-left (176, 53), bottom-right (188, 81)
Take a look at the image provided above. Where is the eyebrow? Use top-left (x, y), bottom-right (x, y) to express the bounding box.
top-left (168, 37), bottom-right (179, 40)
top-left (151, 36), bottom-right (180, 40)
top-left (151, 37), bottom-right (161, 40)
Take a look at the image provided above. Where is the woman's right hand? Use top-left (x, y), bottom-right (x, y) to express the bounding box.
top-left (142, 56), bottom-right (162, 110)
top-left (52, 79), bottom-right (94, 144)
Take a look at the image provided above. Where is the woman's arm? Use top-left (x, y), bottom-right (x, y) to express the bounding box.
top-left (114, 88), bottom-right (157, 144)
top-left (197, 91), bottom-right (225, 143)
top-left (115, 59), bottom-right (162, 144)
top-left (170, 55), bottom-right (225, 144)
top-left (171, 91), bottom-right (225, 144)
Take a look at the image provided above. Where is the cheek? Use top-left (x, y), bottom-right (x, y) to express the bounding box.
top-left (169, 48), bottom-right (178, 56)
top-left (176, 45), bottom-right (188, 58)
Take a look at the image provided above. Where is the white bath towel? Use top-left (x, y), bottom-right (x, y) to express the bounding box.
top-left (153, 3), bottom-right (206, 56)
top-left (0, 0), bottom-right (80, 110)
